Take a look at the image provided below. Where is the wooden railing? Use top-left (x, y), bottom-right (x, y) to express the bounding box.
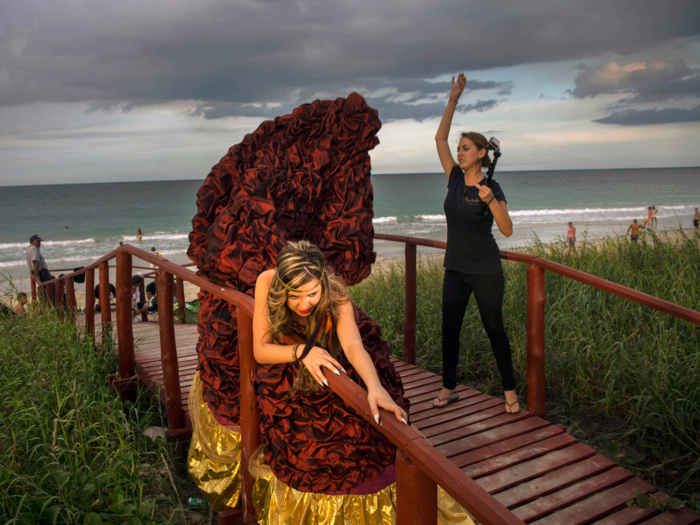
top-left (374, 233), bottom-right (700, 420)
top-left (33, 238), bottom-right (700, 525)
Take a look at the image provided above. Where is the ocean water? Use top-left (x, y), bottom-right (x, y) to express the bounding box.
top-left (1, 167), bottom-right (699, 289)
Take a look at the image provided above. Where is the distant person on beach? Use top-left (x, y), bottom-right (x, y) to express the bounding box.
top-left (26, 234), bottom-right (54, 297)
top-left (136, 228), bottom-right (143, 243)
top-left (627, 219), bottom-right (646, 242)
top-left (94, 283), bottom-right (116, 312)
top-left (434, 72), bottom-right (519, 413)
top-left (694, 208), bottom-right (699, 231)
top-left (13, 293), bottom-right (27, 315)
top-left (647, 207), bottom-right (653, 229)
top-left (149, 246), bottom-right (162, 268)
top-left (567, 222), bottom-right (576, 254)
top-left (651, 206), bottom-right (658, 228)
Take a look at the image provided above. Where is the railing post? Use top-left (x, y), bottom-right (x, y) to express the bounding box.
top-left (157, 269), bottom-right (185, 435)
top-left (54, 279), bottom-right (65, 314)
top-left (99, 261), bottom-right (112, 343)
top-left (66, 276), bottom-right (76, 321)
top-left (396, 450), bottom-right (437, 525)
top-left (526, 264), bottom-right (546, 418)
top-left (85, 268), bottom-right (96, 343)
top-left (176, 277), bottom-right (186, 323)
top-left (139, 278), bottom-right (148, 322)
top-left (115, 251), bottom-right (136, 398)
top-left (404, 242), bottom-right (417, 365)
top-left (237, 308), bottom-right (261, 524)
top-left (30, 273), bottom-right (37, 302)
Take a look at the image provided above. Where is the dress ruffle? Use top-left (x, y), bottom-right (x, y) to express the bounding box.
top-left (187, 93), bottom-right (408, 493)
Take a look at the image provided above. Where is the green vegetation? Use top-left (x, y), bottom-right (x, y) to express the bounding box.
top-left (0, 301), bottom-right (202, 524)
top-left (349, 229), bottom-right (700, 499)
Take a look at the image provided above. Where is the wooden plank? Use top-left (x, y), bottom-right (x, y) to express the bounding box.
top-left (477, 443), bottom-right (596, 493)
top-left (531, 478), bottom-right (655, 525)
top-left (408, 385), bottom-right (473, 409)
top-left (399, 367), bottom-right (432, 380)
top-left (410, 390), bottom-right (491, 419)
top-left (412, 395), bottom-right (499, 426)
top-left (437, 418), bottom-right (551, 458)
top-left (593, 491), bottom-right (664, 524)
top-left (639, 509), bottom-right (700, 524)
top-left (402, 371), bottom-right (438, 385)
top-left (419, 402), bottom-right (506, 437)
top-left (404, 381), bottom-right (452, 399)
top-left (452, 426), bottom-right (569, 469)
top-left (497, 456), bottom-right (619, 509)
top-left (404, 376), bottom-right (443, 391)
top-left (463, 433), bottom-right (578, 478)
top-left (429, 411), bottom-right (532, 447)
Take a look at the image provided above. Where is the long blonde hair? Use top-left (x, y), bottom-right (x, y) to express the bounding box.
top-left (267, 240), bottom-right (349, 392)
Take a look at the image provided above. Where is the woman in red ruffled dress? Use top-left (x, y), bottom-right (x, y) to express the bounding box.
top-left (250, 240), bottom-right (471, 524)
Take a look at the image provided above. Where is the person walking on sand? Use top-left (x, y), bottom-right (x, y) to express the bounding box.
top-left (433, 72), bottom-right (519, 414)
top-left (136, 228), bottom-right (143, 243)
top-left (627, 219), bottom-right (646, 242)
top-left (26, 234), bottom-right (54, 298)
top-left (149, 246), bottom-right (162, 268)
top-left (647, 207), bottom-right (653, 229)
top-left (567, 222), bottom-right (576, 254)
top-left (693, 208), bottom-right (699, 231)
top-left (651, 205), bottom-right (658, 228)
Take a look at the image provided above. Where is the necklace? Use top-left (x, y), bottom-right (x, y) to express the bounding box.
top-left (288, 319), bottom-right (307, 337)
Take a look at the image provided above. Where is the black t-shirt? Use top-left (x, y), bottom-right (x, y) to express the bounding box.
top-left (443, 164), bottom-right (506, 275)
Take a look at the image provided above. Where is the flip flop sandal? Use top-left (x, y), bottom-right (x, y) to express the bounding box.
top-left (433, 392), bottom-right (460, 408)
top-left (506, 400), bottom-right (523, 414)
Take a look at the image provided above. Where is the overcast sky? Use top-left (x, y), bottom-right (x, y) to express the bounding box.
top-left (1, 0), bottom-right (699, 186)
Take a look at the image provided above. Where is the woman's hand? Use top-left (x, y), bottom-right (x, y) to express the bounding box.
top-left (476, 182), bottom-right (494, 204)
top-left (450, 72), bottom-right (467, 102)
top-left (367, 386), bottom-right (408, 425)
top-left (301, 346), bottom-right (343, 387)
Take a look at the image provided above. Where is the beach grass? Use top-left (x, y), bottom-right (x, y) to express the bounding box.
top-left (0, 299), bottom-right (204, 524)
top-left (349, 228), bottom-right (700, 500)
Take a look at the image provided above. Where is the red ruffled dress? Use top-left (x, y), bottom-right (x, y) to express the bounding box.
top-left (187, 94), bottom-right (407, 516)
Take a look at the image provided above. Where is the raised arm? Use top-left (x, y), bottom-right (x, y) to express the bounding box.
top-left (335, 299), bottom-right (407, 424)
top-left (435, 73), bottom-right (466, 177)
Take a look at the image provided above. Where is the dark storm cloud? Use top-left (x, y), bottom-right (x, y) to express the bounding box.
top-left (1, 0), bottom-right (698, 118)
top-left (594, 104), bottom-right (700, 125)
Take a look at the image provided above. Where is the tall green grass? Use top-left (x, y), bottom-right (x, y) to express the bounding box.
top-left (0, 301), bottom-right (193, 524)
top-left (350, 229), bottom-right (700, 495)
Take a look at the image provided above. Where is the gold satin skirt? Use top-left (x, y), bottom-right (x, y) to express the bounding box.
top-left (187, 371), bottom-right (242, 512)
top-left (250, 450), bottom-right (474, 525)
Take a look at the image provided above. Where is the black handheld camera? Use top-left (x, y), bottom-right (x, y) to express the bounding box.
top-left (475, 137), bottom-right (502, 219)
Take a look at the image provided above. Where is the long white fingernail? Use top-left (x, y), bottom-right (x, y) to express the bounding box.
top-left (402, 418), bottom-right (407, 425)
top-left (323, 379), bottom-right (328, 387)
top-left (334, 369), bottom-right (340, 375)
top-left (374, 414), bottom-right (379, 425)
top-left (341, 368), bottom-right (347, 373)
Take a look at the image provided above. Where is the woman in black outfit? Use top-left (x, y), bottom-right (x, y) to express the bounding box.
top-left (433, 72), bottom-right (520, 413)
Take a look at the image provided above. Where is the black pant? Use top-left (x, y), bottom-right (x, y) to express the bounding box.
top-left (441, 270), bottom-right (515, 391)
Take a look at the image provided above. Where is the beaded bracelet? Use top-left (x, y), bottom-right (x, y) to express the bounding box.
top-left (291, 342), bottom-right (301, 363)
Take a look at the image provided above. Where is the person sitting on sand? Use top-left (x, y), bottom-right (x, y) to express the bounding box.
top-left (13, 293), bottom-right (27, 315)
top-left (94, 283), bottom-right (116, 313)
top-left (627, 219), bottom-right (646, 242)
top-left (694, 208), bottom-right (699, 231)
top-left (567, 222), bottom-right (576, 254)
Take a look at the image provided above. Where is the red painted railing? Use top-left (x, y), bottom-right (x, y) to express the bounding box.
top-left (33, 237), bottom-right (700, 525)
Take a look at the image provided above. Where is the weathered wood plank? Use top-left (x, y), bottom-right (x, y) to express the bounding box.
top-left (592, 491), bottom-right (665, 524)
top-left (462, 432), bottom-right (578, 477)
top-left (429, 411), bottom-right (532, 447)
top-left (477, 443), bottom-right (596, 493)
top-left (498, 457), bottom-right (619, 509)
top-left (419, 402), bottom-right (506, 438)
top-left (531, 478), bottom-right (655, 525)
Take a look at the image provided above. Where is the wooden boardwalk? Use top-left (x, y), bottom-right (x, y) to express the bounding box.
top-left (98, 315), bottom-right (699, 525)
